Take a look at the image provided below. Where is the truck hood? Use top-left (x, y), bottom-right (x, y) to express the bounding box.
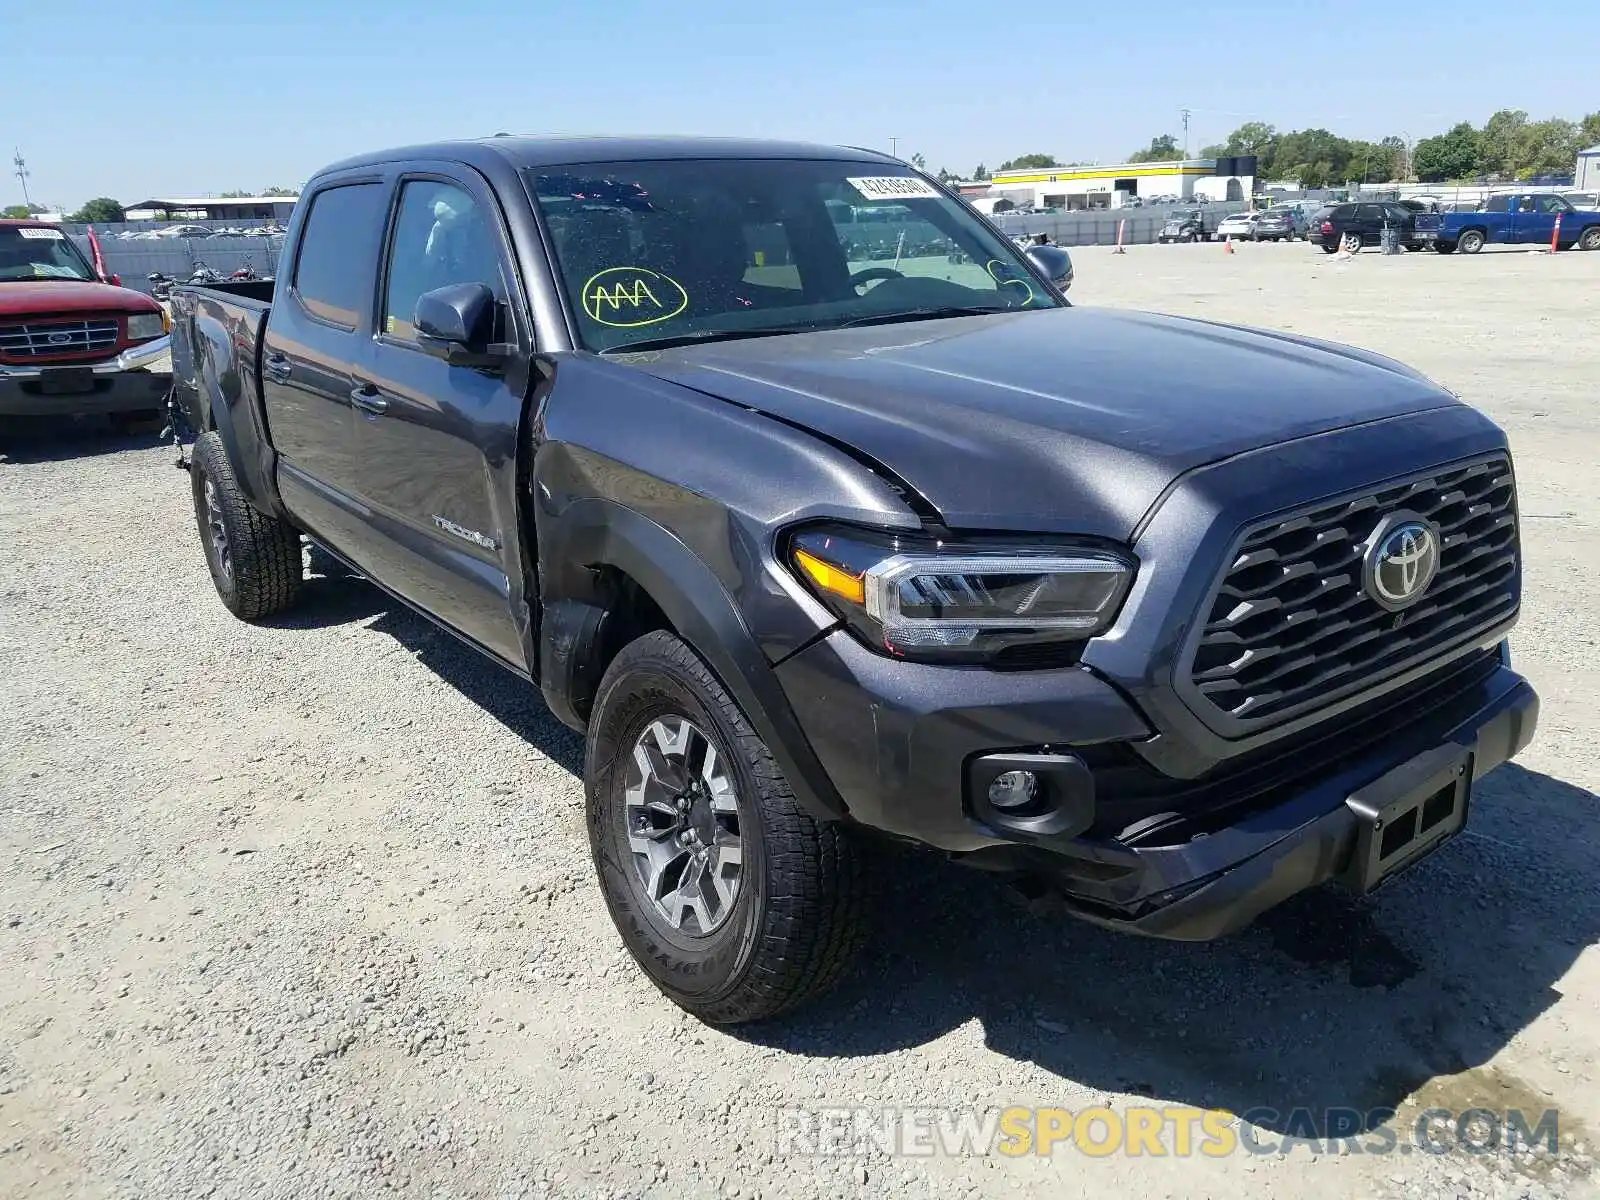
top-left (620, 307), bottom-right (1456, 540)
top-left (0, 280), bottom-right (160, 318)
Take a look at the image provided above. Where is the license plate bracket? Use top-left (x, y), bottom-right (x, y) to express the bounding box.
top-left (39, 367), bottom-right (96, 395)
top-left (1343, 744), bottom-right (1472, 894)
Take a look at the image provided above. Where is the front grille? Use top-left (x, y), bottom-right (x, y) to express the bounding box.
top-left (1185, 455), bottom-right (1518, 727)
top-left (0, 317), bottom-right (120, 359)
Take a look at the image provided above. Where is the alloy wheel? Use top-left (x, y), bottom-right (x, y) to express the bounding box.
top-left (623, 715), bottom-right (744, 935)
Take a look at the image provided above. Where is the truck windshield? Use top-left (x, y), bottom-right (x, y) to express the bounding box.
top-left (0, 226), bottom-right (97, 283)
top-left (524, 159), bottom-right (1062, 353)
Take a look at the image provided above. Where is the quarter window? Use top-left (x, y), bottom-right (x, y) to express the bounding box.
top-left (293, 184), bottom-right (384, 329)
top-left (382, 181), bottom-right (504, 342)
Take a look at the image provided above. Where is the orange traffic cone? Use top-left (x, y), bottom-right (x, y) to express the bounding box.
top-left (1224, 237), bottom-right (1235, 255)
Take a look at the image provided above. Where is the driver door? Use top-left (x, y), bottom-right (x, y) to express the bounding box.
top-left (344, 169), bottom-right (532, 669)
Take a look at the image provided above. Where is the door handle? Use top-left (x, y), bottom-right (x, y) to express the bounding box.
top-left (349, 385), bottom-right (389, 416)
top-left (263, 352), bottom-right (292, 384)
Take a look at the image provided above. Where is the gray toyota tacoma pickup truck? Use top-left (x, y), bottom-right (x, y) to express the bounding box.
top-left (167, 136), bottom-right (1537, 1025)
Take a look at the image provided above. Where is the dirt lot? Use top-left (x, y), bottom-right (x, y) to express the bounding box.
top-left (3, 242), bottom-right (1598, 1200)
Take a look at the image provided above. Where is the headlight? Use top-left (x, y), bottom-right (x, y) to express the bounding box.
top-left (126, 312), bottom-right (166, 341)
top-left (788, 525), bottom-right (1133, 663)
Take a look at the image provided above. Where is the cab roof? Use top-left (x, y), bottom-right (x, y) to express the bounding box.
top-left (313, 135), bottom-right (901, 180)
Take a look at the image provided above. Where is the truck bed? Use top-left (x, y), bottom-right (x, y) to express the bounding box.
top-left (168, 279), bottom-right (275, 440)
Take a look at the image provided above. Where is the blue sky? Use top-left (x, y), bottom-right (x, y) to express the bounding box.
top-left (5, 0), bottom-right (1594, 209)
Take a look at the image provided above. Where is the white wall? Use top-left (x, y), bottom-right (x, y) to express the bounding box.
top-left (1578, 154), bottom-right (1599, 190)
top-left (1192, 176), bottom-right (1253, 202)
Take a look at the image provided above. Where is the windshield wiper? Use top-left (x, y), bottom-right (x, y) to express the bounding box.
top-left (834, 305), bottom-right (1017, 329)
top-left (599, 327), bottom-right (813, 355)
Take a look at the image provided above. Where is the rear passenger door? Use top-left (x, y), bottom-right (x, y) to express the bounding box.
top-left (1355, 204), bottom-right (1386, 245)
top-left (346, 169), bottom-right (530, 668)
top-left (261, 178), bottom-right (385, 543)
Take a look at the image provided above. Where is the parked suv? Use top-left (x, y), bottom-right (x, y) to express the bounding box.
top-left (1316, 202), bottom-right (1441, 253)
top-left (1250, 207), bottom-right (1305, 241)
top-left (0, 220), bottom-right (173, 423)
top-left (166, 137), bottom-right (1537, 1025)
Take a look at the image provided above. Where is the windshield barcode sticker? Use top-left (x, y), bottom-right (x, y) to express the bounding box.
top-left (18, 227), bottom-right (64, 240)
top-left (846, 177), bottom-right (941, 201)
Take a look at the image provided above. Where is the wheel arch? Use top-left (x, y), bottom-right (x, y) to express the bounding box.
top-left (537, 497), bottom-right (851, 823)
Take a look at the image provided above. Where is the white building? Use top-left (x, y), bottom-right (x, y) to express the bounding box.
top-left (982, 158), bottom-right (1255, 210)
top-left (1577, 145), bottom-right (1600, 190)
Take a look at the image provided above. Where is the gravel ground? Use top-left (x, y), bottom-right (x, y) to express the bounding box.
top-left (3, 242), bottom-right (1598, 1200)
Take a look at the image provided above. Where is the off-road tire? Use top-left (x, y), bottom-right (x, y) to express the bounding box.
top-left (190, 430), bottom-right (302, 620)
top-left (585, 630), bottom-right (870, 1024)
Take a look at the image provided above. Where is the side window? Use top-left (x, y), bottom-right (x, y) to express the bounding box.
top-left (1516, 196), bottom-right (1536, 213)
top-left (293, 184), bottom-right (384, 329)
top-left (1482, 195), bottom-right (1510, 213)
top-left (1357, 204), bottom-right (1384, 222)
top-left (382, 181), bottom-right (504, 342)
top-left (1537, 195), bottom-right (1566, 214)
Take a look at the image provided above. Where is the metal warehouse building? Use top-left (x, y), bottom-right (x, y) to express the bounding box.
top-left (980, 156), bottom-right (1258, 211)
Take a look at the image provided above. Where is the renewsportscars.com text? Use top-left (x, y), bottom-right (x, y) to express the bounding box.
top-left (775, 1105), bottom-right (1561, 1159)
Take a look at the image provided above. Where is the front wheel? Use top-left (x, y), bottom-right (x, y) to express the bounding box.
top-left (585, 630), bottom-right (870, 1024)
top-left (1578, 226), bottom-right (1600, 252)
top-left (190, 430), bottom-right (303, 620)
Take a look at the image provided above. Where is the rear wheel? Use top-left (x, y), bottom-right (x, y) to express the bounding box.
top-left (1458, 229), bottom-right (1486, 254)
top-left (585, 630), bottom-right (870, 1024)
top-left (190, 430), bottom-right (302, 620)
top-left (1578, 226), bottom-right (1600, 252)
top-left (1321, 243), bottom-right (1337, 254)
top-left (1435, 241), bottom-right (1456, 254)
top-left (1340, 231), bottom-right (1362, 254)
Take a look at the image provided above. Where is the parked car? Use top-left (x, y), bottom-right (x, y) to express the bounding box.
top-left (167, 135), bottom-right (1536, 1025)
top-left (1314, 202), bottom-right (1442, 253)
top-left (1215, 211), bottom-right (1258, 240)
top-left (1561, 191), bottom-right (1600, 211)
top-left (0, 220), bottom-right (173, 424)
top-left (1435, 192), bottom-right (1600, 254)
top-left (1251, 207), bottom-right (1305, 241)
top-left (154, 224), bottom-right (214, 240)
top-left (1157, 209), bottom-right (1215, 242)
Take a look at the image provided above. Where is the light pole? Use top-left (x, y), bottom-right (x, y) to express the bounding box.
top-left (889, 137), bottom-right (898, 160)
top-left (13, 149), bottom-right (33, 209)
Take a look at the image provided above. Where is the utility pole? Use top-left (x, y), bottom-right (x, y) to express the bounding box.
top-left (889, 137), bottom-right (898, 160)
top-left (13, 149), bottom-right (33, 209)
top-left (1180, 108), bottom-right (1191, 158)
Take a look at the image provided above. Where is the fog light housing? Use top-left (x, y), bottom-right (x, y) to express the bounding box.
top-left (988, 770), bottom-right (1039, 812)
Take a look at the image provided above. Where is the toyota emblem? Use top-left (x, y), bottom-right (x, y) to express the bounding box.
top-left (1363, 514), bottom-right (1440, 611)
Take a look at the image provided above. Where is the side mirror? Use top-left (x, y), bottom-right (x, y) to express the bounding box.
top-left (1025, 244), bottom-right (1073, 287)
top-left (414, 282), bottom-right (511, 368)
top-left (109, 273), bottom-right (122, 287)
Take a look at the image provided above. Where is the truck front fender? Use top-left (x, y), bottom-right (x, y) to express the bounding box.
top-left (538, 495), bottom-right (851, 823)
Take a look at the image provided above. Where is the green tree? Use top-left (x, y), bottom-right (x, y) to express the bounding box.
top-left (972, 164), bottom-right (990, 180)
top-left (909, 152), bottom-right (927, 170)
top-left (261, 186), bottom-right (298, 197)
top-left (1413, 123), bottom-right (1481, 182)
top-left (1517, 118), bottom-right (1581, 177)
top-left (2, 203), bottom-right (44, 219)
top-left (1129, 134), bottom-right (1182, 162)
top-left (1198, 143), bottom-right (1227, 159)
top-left (1478, 109), bottom-right (1528, 177)
top-left (997, 154), bottom-right (1057, 171)
top-left (67, 197), bottom-right (125, 224)
top-left (1381, 135), bottom-right (1409, 180)
top-left (1581, 112), bottom-right (1600, 148)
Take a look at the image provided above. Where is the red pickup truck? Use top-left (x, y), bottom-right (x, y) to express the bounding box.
top-left (0, 219), bottom-right (172, 423)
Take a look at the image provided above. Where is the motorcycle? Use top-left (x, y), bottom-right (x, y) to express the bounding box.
top-left (147, 272), bottom-right (175, 301)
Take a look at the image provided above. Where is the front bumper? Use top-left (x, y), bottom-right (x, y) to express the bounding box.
top-left (0, 336), bottom-right (172, 416)
top-left (776, 629), bottom-right (1538, 941)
